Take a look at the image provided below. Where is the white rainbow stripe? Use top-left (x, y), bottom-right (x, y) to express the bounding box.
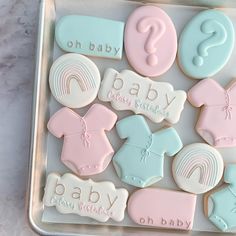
top-left (175, 148), bottom-right (219, 186)
top-left (52, 59), bottom-right (96, 97)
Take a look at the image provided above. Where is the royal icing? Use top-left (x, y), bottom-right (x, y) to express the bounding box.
top-left (124, 6), bottom-right (177, 77)
top-left (47, 104), bottom-right (117, 176)
top-left (188, 79), bottom-right (236, 147)
top-left (207, 164), bottom-right (236, 232)
top-left (128, 188), bottom-right (196, 230)
top-left (49, 53), bottom-right (101, 108)
top-left (113, 115), bottom-right (183, 188)
top-left (55, 15), bottom-right (124, 59)
top-left (172, 143), bottom-right (224, 194)
top-left (43, 173), bottom-right (129, 222)
top-left (178, 9), bottom-right (234, 79)
top-left (98, 68), bottom-right (186, 124)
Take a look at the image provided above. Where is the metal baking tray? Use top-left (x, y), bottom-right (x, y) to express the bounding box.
top-left (27, 0), bottom-right (236, 235)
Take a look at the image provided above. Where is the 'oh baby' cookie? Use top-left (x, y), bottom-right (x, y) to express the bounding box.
top-left (205, 164), bottom-right (236, 232)
top-left (113, 115), bottom-right (183, 188)
top-left (43, 173), bottom-right (128, 222)
top-left (128, 188), bottom-right (196, 230)
top-left (56, 15), bottom-right (124, 59)
top-left (47, 104), bottom-right (117, 176)
top-left (172, 143), bottom-right (224, 194)
top-left (98, 69), bottom-right (186, 124)
top-left (188, 79), bottom-right (236, 148)
top-left (49, 53), bottom-right (101, 108)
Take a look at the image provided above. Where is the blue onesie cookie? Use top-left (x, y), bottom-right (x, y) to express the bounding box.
top-left (208, 164), bottom-right (236, 232)
top-left (113, 115), bottom-right (183, 188)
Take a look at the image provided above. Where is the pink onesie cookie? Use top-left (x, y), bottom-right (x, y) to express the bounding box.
top-left (124, 6), bottom-right (177, 77)
top-left (47, 104), bottom-right (117, 176)
top-left (188, 79), bottom-right (236, 147)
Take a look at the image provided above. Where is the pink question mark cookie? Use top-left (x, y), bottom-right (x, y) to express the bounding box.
top-left (125, 6), bottom-right (177, 77)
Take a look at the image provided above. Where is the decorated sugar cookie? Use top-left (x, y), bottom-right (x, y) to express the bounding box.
top-left (128, 188), bottom-right (196, 230)
top-left (172, 143), bottom-right (224, 194)
top-left (206, 164), bottom-right (236, 232)
top-left (49, 53), bottom-right (101, 108)
top-left (43, 173), bottom-right (128, 222)
top-left (113, 115), bottom-right (183, 188)
top-left (56, 15), bottom-right (124, 59)
top-left (124, 6), bottom-right (177, 77)
top-left (178, 10), bottom-right (234, 79)
top-left (47, 104), bottom-right (117, 176)
top-left (188, 79), bottom-right (236, 147)
top-left (98, 68), bottom-right (186, 124)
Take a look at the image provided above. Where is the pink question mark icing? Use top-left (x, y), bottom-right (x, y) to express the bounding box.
top-left (124, 6), bottom-right (177, 77)
top-left (137, 17), bottom-right (166, 66)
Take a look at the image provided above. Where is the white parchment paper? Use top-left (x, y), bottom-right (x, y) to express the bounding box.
top-left (42, 0), bottom-right (236, 233)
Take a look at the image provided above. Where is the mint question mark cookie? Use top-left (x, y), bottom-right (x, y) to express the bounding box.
top-left (178, 10), bottom-right (234, 79)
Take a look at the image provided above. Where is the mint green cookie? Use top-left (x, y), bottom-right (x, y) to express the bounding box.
top-left (113, 115), bottom-right (183, 188)
top-left (178, 10), bottom-right (234, 79)
top-left (56, 15), bottom-right (124, 59)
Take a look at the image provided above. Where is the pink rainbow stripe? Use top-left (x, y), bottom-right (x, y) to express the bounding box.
top-left (52, 60), bottom-right (96, 97)
top-left (175, 149), bottom-right (218, 186)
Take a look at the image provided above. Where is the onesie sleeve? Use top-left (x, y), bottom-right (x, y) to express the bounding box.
top-left (187, 79), bottom-right (214, 107)
top-left (116, 116), bottom-right (132, 139)
top-left (116, 115), bottom-right (148, 139)
top-left (47, 107), bottom-right (69, 138)
top-left (92, 104), bottom-right (117, 131)
top-left (162, 127), bottom-right (183, 156)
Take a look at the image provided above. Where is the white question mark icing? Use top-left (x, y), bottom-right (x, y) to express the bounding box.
top-left (137, 17), bottom-right (166, 66)
top-left (193, 19), bottom-right (227, 67)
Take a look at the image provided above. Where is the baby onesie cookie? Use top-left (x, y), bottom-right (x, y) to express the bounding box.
top-left (188, 79), bottom-right (236, 147)
top-left (98, 68), bottom-right (186, 124)
top-left (178, 9), bottom-right (234, 79)
top-left (124, 6), bottom-right (177, 77)
top-left (49, 53), bottom-right (101, 108)
top-left (43, 173), bottom-right (128, 222)
top-left (47, 104), bottom-right (117, 176)
top-left (56, 15), bottom-right (124, 59)
top-left (113, 115), bottom-right (183, 188)
top-left (172, 143), bottom-right (224, 194)
top-left (128, 188), bottom-right (196, 230)
top-left (206, 164), bottom-right (236, 232)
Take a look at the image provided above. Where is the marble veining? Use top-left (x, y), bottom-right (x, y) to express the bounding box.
top-left (0, 0), bottom-right (39, 235)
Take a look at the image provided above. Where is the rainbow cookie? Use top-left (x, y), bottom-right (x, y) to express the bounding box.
top-left (188, 79), bottom-right (236, 148)
top-left (47, 104), bottom-right (117, 176)
top-left (124, 6), bottom-right (177, 77)
top-left (49, 53), bottom-right (101, 108)
top-left (172, 143), bottom-right (224, 194)
top-left (113, 115), bottom-right (183, 188)
top-left (128, 188), bottom-right (196, 230)
top-left (205, 164), bottom-right (236, 232)
top-left (43, 173), bottom-right (129, 222)
top-left (98, 68), bottom-right (186, 124)
top-left (178, 9), bottom-right (234, 79)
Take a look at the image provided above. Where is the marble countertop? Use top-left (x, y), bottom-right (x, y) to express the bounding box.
top-left (0, 0), bottom-right (39, 235)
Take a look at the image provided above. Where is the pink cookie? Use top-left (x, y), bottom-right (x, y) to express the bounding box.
top-left (124, 6), bottom-right (177, 77)
top-left (128, 188), bottom-right (196, 230)
top-left (47, 104), bottom-right (117, 176)
top-left (188, 78), bottom-right (236, 147)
